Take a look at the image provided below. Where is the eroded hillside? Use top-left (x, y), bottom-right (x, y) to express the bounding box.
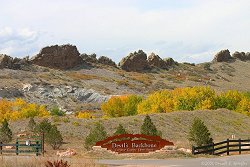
top-left (0, 45), bottom-right (249, 112)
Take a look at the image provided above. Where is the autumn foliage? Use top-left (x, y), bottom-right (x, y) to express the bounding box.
top-left (0, 98), bottom-right (49, 122)
top-left (101, 87), bottom-right (250, 117)
top-left (101, 95), bottom-right (142, 117)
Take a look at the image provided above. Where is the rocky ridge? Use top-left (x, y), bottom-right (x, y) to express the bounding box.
top-left (0, 54), bottom-right (30, 70)
top-left (147, 53), bottom-right (169, 69)
top-left (31, 44), bottom-right (83, 70)
top-left (118, 50), bottom-right (149, 71)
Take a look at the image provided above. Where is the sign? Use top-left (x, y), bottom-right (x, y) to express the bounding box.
top-left (95, 134), bottom-right (174, 153)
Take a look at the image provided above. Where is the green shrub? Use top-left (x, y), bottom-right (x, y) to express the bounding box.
top-left (36, 119), bottom-right (63, 150)
top-left (0, 119), bottom-right (12, 143)
top-left (84, 122), bottom-right (107, 150)
top-left (113, 124), bottom-right (128, 136)
top-left (188, 118), bottom-right (213, 147)
top-left (46, 125), bottom-right (63, 150)
top-left (50, 107), bottom-right (65, 116)
top-left (244, 92), bottom-right (250, 100)
top-left (140, 115), bottom-right (161, 137)
top-left (36, 119), bottom-right (52, 133)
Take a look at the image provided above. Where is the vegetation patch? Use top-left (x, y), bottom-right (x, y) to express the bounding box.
top-left (101, 86), bottom-right (250, 117)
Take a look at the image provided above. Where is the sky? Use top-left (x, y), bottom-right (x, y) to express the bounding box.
top-left (0, 0), bottom-right (250, 63)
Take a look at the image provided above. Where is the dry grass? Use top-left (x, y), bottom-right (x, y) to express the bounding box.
top-left (126, 72), bottom-right (153, 86)
top-left (66, 72), bottom-right (98, 80)
top-left (0, 156), bottom-right (104, 167)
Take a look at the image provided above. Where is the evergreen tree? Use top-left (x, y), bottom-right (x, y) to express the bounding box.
top-left (0, 119), bottom-right (12, 143)
top-left (46, 125), bottom-right (63, 150)
top-left (27, 117), bottom-right (37, 133)
top-left (189, 117), bottom-right (213, 147)
top-left (140, 115), bottom-right (161, 137)
top-left (36, 119), bottom-right (63, 150)
top-left (36, 119), bottom-right (52, 133)
top-left (85, 122), bottom-right (107, 150)
top-left (114, 124), bottom-right (128, 136)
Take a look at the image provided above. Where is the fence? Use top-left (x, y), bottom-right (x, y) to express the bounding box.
top-left (0, 140), bottom-right (43, 156)
top-left (192, 139), bottom-right (250, 155)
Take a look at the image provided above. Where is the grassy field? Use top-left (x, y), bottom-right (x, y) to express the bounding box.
top-left (8, 109), bottom-right (250, 155)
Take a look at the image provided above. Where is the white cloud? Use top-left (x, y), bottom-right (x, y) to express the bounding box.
top-left (0, 27), bottom-right (40, 56)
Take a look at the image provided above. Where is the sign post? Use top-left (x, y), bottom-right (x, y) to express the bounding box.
top-left (96, 134), bottom-right (174, 154)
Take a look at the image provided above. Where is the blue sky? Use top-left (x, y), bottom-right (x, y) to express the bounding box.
top-left (0, 0), bottom-right (250, 63)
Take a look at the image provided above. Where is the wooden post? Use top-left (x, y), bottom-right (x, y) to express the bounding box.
top-left (16, 141), bottom-right (19, 155)
top-left (212, 142), bottom-right (215, 155)
top-left (227, 139), bottom-right (229, 155)
top-left (0, 142), bottom-right (2, 155)
top-left (192, 146), bottom-right (195, 155)
top-left (42, 132), bottom-right (45, 157)
top-left (239, 138), bottom-right (241, 155)
top-left (36, 141), bottom-right (39, 156)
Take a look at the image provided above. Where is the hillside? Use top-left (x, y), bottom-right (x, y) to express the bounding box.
top-left (8, 109), bottom-right (250, 157)
top-left (0, 45), bottom-right (249, 112)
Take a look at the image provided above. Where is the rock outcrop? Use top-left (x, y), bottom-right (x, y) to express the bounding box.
top-left (147, 53), bottom-right (168, 69)
top-left (212, 49), bottom-right (232, 62)
top-left (164, 58), bottom-right (177, 66)
top-left (98, 56), bottom-right (116, 67)
top-left (81, 53), bottom-right (98, 63)
top-left (0, 87), bottom-right (23, 98)
top-left (232, 51), bottom-right (250, 61)
top-left (31, 44), bottom-right (83, 70)
top-left (0, 54), bottom-right (29, 70)
top-left (0, 54), bottom-right (13, 69)
top-left (119, 50), bottom-right (149, 72)
top-left (26, 84), bottom-right (110, 103)
top-left (246, 52), bottom-right (250, 60)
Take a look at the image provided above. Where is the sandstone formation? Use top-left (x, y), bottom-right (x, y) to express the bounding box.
top-left (81, 53), bottom-right (98, 63)
top-left (31, 44), bottom-right (83, 70)
top-left (232, 51), bottom-right (250, 61)
top-left (98, 56), bottom-right (116, 67)
top-left (119, 50), bottom-right (149, 72)
top-left (246, 52), bottom-right (250, 60)
top-left (163, 58), bottom-right (177, 66)
top-left (0, 54), bottom-right (29, 70)
top-left (0, 54), bottom-right (13, 69)
top-left (212, 49), bottom-right (232, 62)
top-left (147, 53), bottom-right (168, 69)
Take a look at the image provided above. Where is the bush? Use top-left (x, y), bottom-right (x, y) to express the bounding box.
top-left (188, 118), bottom-right (213, 147)
top-left (84, 122), bottom-right (107, 150)
top-left (136, 87), bottom-right (250, 116)
top-left (36, 119), bottom-right (52, 133)
top-left (140, 115), bottom-right (161, 137)
top-left (101, 95), bottom-right (142, 117)
top-left (76, 111), bottom-right (95, 119)
top-left (50, 107), bottom-right (65, 116)
top-left (0, 98), bottom-right (49, 122)
top-left (0, 119), bottom-right (12, 143)
top-left (113, 124), bottom-right (128, 136)
top-left (45, 160), bottom-right (70, 167)
top-left (36, 119), bottom-right (63, 150)
top-left (46, 125), bottom-right (63, 150)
